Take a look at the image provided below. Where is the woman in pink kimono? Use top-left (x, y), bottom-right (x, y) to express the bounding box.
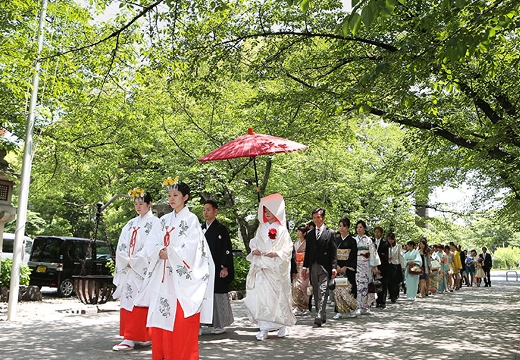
top-left (292, 224), bottom-right (310, 315)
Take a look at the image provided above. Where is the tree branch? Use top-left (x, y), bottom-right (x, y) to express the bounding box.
top-left (369, 106), bottom-right (515, 160)
top-left (414, 203), bottom-right (468, 217)
top-left (456, 80), bottom-right (502, 125)
top-left (41, 0), bottom-right (165, 60)
top-left (161, 114), bottom-right (196, 160)
top-left (209, 30), bottom-right (399, 53)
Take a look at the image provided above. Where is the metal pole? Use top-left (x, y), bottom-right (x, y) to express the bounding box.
top-left (252, 157), bottom-right (260, 203)
top-left (7, 0), bottom-right (48, 321)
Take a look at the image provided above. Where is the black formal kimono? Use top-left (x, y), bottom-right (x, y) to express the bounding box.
top-left (202, 220), bottom-right (234, 293)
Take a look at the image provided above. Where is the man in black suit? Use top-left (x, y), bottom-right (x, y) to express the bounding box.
top-left (202, 200), bottom-right (235, 334)
top-left (480, 246), bottom-right (493, 287)
top-left (373, 226), bottom-right (389, 309)
top-left (302, 208), bottom-right (337, 328)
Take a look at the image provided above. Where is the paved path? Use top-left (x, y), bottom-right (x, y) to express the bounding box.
top-left (1, 273), bottom-right (519, 360)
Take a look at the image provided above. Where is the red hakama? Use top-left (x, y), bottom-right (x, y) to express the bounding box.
top-left (119, 306), bottom-right (151, 341)
top-left (151, 301), bottom-right (200, 360)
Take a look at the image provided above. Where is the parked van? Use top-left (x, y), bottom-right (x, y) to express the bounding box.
top-left (1, 232), bottom-right (33, 264)
top-left (27, 236), bottom-right (113, 297)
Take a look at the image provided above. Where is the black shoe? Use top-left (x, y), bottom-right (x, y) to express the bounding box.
top-left (391, 298), bottom-right (396, 303)
top-left (313, 318), bottom-right (322, 328)
top-left (379, 304), bottom-right (386, 309)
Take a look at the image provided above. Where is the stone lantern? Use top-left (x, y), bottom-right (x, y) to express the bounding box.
top-left (0, 149), bottom-right (17, 266)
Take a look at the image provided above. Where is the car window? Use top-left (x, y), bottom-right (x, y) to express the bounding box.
top-left (2, 239), bottom-right (14, 253)
top-left (25, 240), bottom-right (33, 255)
top-left (95, 243), bottom-right (112, 260)
top-left (77, 241), bottom-right (92, 260)
top-left (31, 238), bottom-right (61, 262)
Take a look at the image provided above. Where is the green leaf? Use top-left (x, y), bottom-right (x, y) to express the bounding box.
top-left (361, 3), bottom-right (375, 27)
top-left (454, 0), bottom-right (466, 9)
top-left (341, 17), bottom-right (350, 37)
top-left (385, 0), bottom-right (397, 14)
top-left (488, 27), bottom-right (496, 39)
top-left (300, 0), bottom-right (309, 13)
top-left (359, 104), bottom-right (371, 113)
top-left (348, 12), bottom-right (362, 35)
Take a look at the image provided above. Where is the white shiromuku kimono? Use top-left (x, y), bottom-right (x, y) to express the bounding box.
top-left (243, 194), bottom-right (297, 330)
top-left (135, 206), bottom-right (215, 331)
top-left (113, 210), bottom-right (162, 311)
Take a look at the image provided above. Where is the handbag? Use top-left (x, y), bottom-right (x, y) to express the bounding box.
top-left (408, 263), bottom-right (424, 275)
top-left (367, 279), bottom-right (383, 293)
top-left (430, 259), bottom-right (441, 270)
top-left (328, 278), bottom-right (336, 291)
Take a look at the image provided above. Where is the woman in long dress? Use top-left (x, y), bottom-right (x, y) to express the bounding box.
top-left (404, 240), bottom-right (422, 301)
top-left (474, 250), bottom-right (485, 286)
top-left (436, 244), bottom-right (449, 293)
top-left (445, 244), bottom-right (455, 291)
top-left (112, 189), bottom-right (162, 351)
top-left (135, 178), bottom-right (214, 360)
top-left (354, 220), bottom-right (380, 314)
top-left (244, 193), bottom-right (297, 340)
top-left (292, 224), bottom-right (310, 315)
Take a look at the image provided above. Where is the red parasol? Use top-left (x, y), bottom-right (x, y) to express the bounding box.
top-left (199, 128), bottom-right (308, 201)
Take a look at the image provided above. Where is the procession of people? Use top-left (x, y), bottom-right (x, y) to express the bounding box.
top-left (111, 186), bottom-right (493, 359)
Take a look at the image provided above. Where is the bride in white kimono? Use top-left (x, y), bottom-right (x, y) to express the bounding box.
top-left (244, 193), bottom-right (297, 341)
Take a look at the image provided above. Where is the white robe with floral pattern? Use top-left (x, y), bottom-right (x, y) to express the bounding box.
top-left (135, 206), bottom-right (215, 331)
top-left (113, 210), bottom-right (162, 311)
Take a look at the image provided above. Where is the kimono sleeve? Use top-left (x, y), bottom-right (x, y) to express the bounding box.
top-left (273, 227), bottom-right (293, 263)
top-left (218, 225), bottom-right (234, 269)
top-left (398, 246), bottom-right (405, 268)
top-left (246, 229), bottom-right (260, 262)
top-left (113, 221), bottom-right (131, 284)
top-left (414, 250), bottom-right (423, 266)
top-left (369, 241), bottom-right (381, 267)
top-left (146, 217), bottom-right (166, 261)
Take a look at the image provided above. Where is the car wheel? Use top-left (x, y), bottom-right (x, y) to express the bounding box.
top-left (58, 278), bottom-right (74, 297)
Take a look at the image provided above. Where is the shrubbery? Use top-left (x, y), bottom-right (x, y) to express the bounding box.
top-left (0, 258), bottom-right (31, 287)
top-left (229, 254), bottom-right (249, 291)
top-left (492, 246), bottom-right (520, 270)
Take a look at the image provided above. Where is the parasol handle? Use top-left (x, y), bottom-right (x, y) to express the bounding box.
top-left (252, 156), bottom-right (260, 202)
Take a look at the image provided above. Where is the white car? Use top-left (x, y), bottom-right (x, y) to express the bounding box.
top-left (1, 232), bottom-right (33, 264)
